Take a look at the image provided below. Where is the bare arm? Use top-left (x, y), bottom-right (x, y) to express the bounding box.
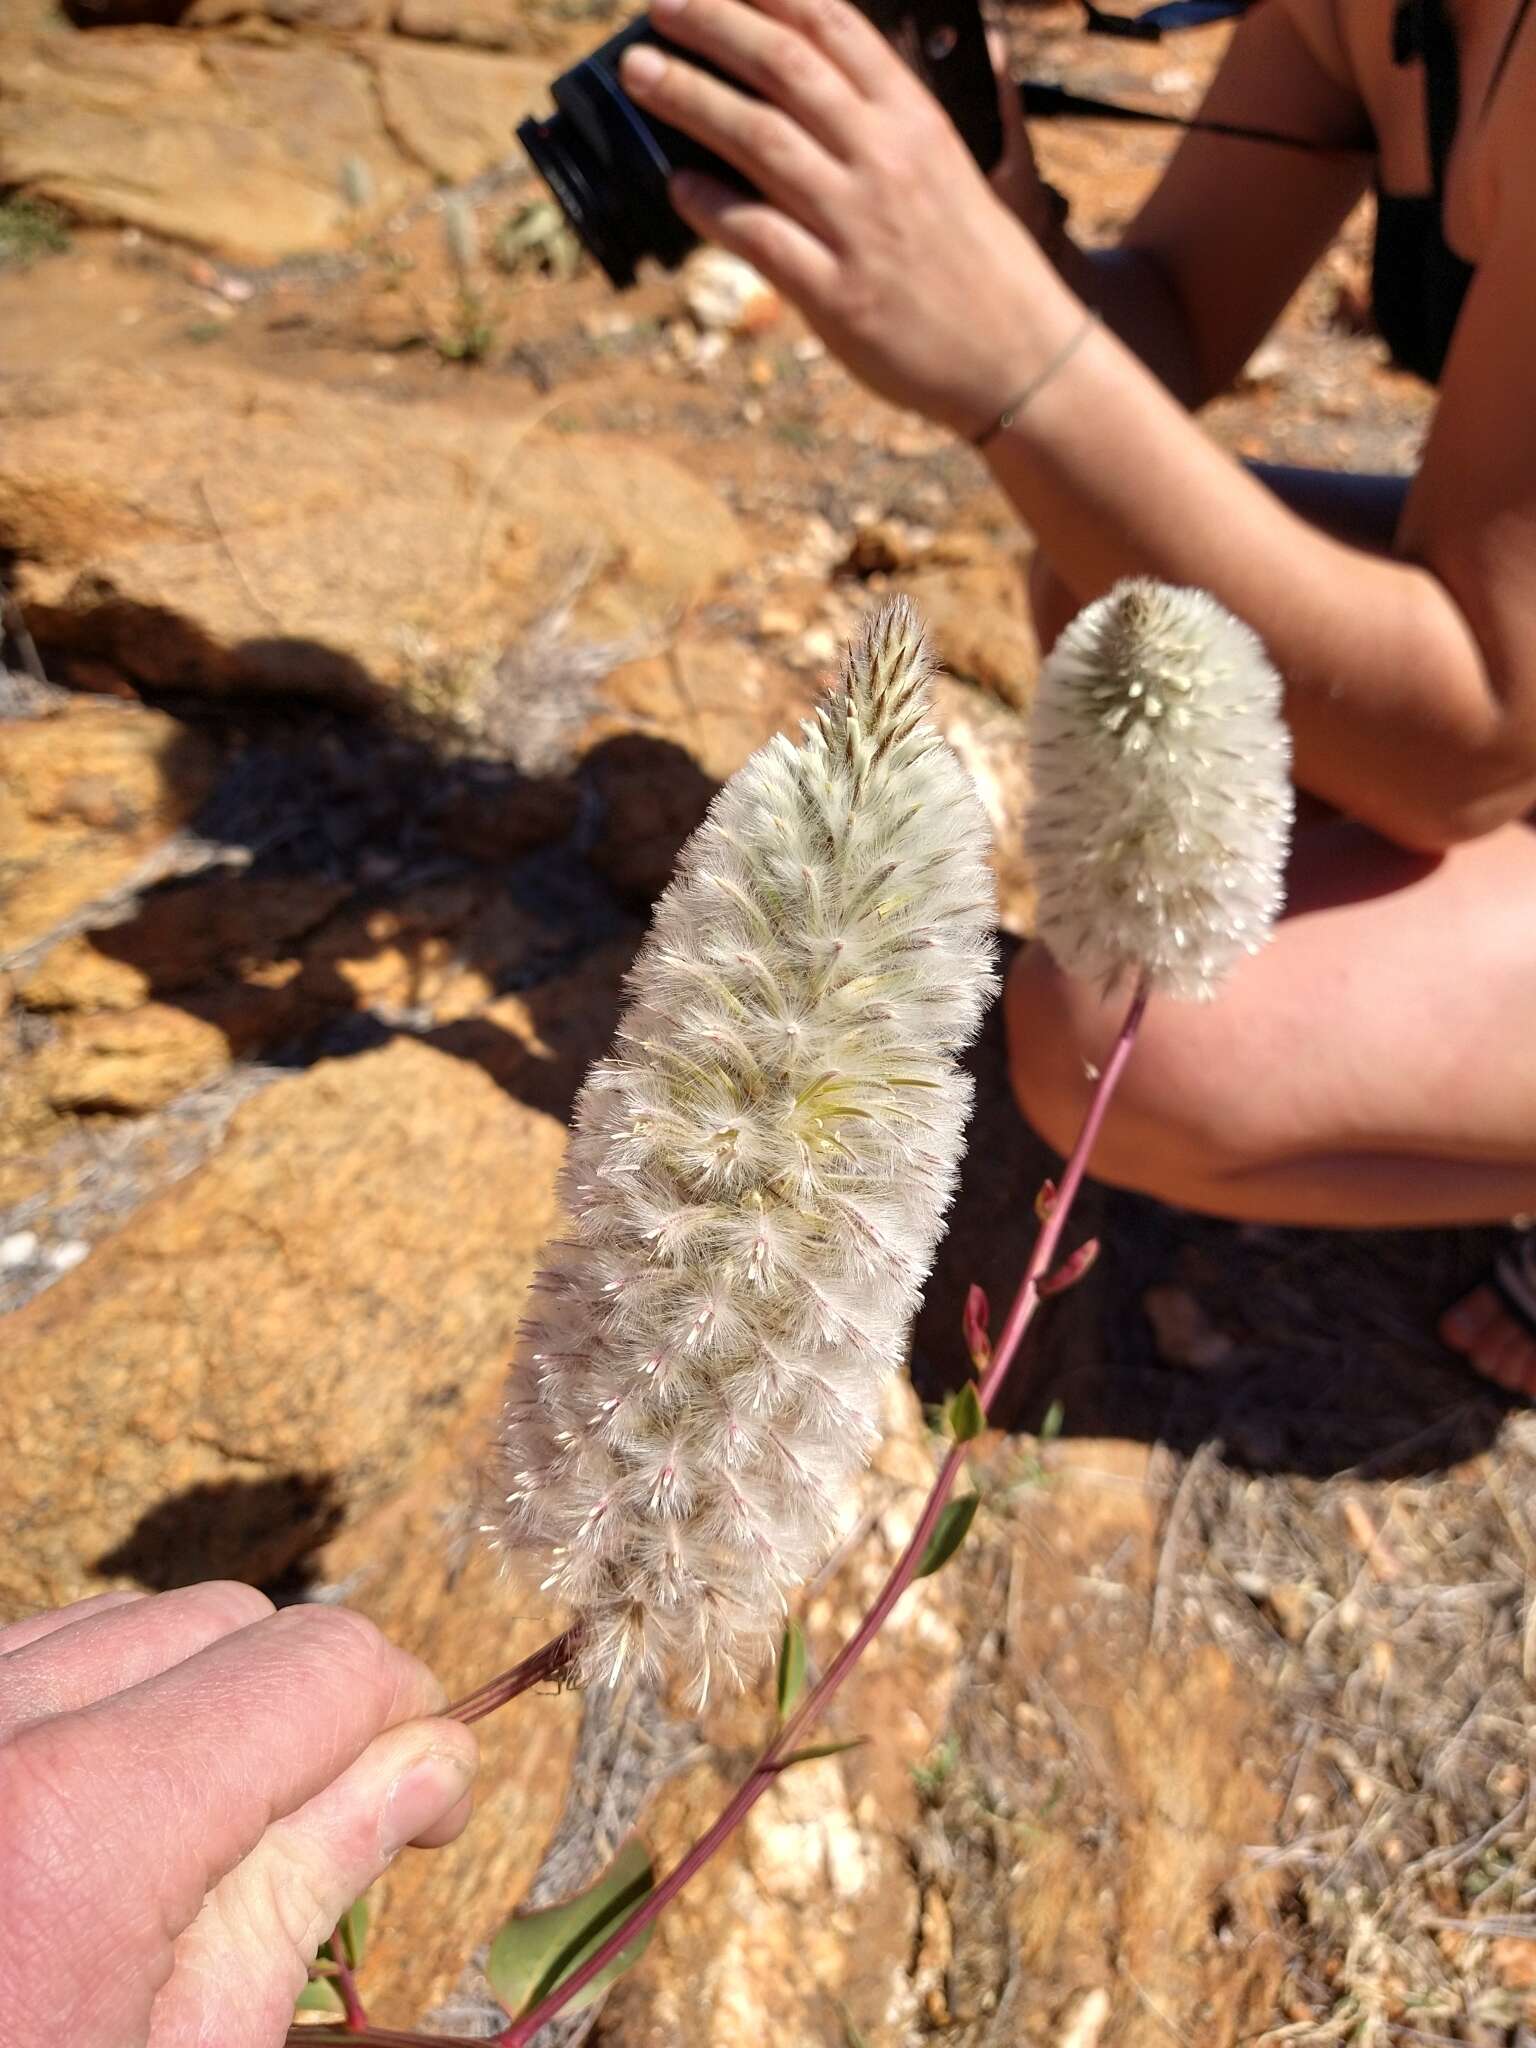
top-left (981, 1), bottom-right (1536, 846)
top-left (617, 0), bottom-right (1536, 848)
top-left (1014, 0), bottom-right (1372, 404)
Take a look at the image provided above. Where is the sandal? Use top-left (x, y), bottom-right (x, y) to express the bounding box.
top-left (1440, 1223), bottom-right (1536, 1398)
top-left (1490, 1226), bottom-right (1536, 1343)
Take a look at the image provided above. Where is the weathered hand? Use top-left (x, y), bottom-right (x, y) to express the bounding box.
top-left (618, 0), bottom-right (1054, 437)
top-left (0, 1584), bottom-right (479, 2048)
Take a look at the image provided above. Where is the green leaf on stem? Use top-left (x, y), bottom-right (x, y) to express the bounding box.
top-left (772, 1737), bottom-right (868, 1770)
top-left (946, 1382), bottom-right (985, 1443)
top-left (333, 1894), bottom-right (370, 1969)
top-left (294, 1979), bottom-right (346, 2016)
top-left (777, 1618), bottom-right (807, 1720)
top-left (1039, 1399), bottom-right (1065, 1444)
top-left (487, 1835), bottom-right (655, 2019)
top-left (915, 1493), bottom-right (980, 1579)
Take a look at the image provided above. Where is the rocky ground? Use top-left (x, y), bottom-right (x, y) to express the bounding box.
top-left (3, 2), bottom-right (1533, 2042)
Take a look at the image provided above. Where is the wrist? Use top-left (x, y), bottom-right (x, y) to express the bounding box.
top-left (922, 233), bottom-right (1062, 440)
top-left (929, 255), bottom-right (1094, 446)
top-left (966, 307), bottom-right (1098, 452)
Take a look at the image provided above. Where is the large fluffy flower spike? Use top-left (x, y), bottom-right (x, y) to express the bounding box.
top-left (486, 600), bottom-right (998, 1698)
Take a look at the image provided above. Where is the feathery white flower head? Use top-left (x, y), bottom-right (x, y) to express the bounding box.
top-left (1026, 577), bottom-right (1293, 1001)
top-left (486, 601), bottom-right (998, 1699)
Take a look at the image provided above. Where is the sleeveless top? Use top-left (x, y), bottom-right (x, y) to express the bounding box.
top-left (1372, 0), bottom-right (1532, 383)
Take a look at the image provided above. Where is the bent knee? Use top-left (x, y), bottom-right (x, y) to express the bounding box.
top-left (1004, 945), bottom-right (1285, 1199)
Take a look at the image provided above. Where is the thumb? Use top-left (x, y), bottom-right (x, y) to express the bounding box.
top-left (148, 1716), bottom-right (479, 2047)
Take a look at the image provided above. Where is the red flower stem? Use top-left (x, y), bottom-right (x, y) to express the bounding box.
top-left (495, 977), bottom-right (1151, 2048)
top-left (446, 1628), bottom-right (580, 1725)
top-left (984, 975), bottom-right (1149, 1407)
top-left (321, 1934), bottom-right (366, 2032)
top-left (287, 2028), bottom-right (475, 2046)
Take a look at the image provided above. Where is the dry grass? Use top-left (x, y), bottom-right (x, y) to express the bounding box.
top-left (1198, 1424), bottom-right (1536, 2042)
top-left (898, 1199), bottom-right (1536, 2046)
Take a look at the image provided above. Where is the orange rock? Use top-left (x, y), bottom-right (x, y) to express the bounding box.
top-left (1, 1034), bottom-right (567, 1614)
top-left (33, 1003), bottom-right (232, 1113)
top-left (0, 698), bottom-right (217, 955)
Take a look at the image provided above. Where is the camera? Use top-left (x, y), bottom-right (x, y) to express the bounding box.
top-left (517, 0), bottom-right (1003, 288)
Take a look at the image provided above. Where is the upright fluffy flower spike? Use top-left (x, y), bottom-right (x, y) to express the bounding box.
top-left (487, 601), bottom-right (998, 1699)
top-left (1026, 577), bottom-right (1294, 1001)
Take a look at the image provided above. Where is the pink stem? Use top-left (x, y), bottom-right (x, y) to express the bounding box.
top-left (330, 1939), bottom-right (368, 2033)
top-left (984, 976), bottom-right (1148, 1405)
top-left (447, 1629), bottom-right (579, 1726)
top-left (287, 2028), bottom-right (474, 2046)
top-left (495, 978), bottom-right (1151, 2047)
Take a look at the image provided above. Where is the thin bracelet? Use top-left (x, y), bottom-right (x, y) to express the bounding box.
top-left (970, 310), bottom-right (1098, 452)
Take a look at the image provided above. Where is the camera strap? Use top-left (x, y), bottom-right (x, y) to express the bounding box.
top-left (1018, 80), bottom-right (1349, 153)
top-left (1079, 0), bottom-right (1253, 39)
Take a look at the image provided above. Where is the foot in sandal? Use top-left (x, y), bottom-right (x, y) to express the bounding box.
top-left (1440, 1231), bottom-right (1536, 1398)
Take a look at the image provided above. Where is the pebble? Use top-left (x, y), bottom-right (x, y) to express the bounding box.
top-left (681, 248), bottom-right (780, 335)
top-left (0, 1231), bottom-right (40, 1269)
top-left (1055, 1988), bottom-right (1111, 2048)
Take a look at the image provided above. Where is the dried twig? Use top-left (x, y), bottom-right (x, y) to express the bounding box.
top-left (1149, 1438), bottom-right (1220, 1648)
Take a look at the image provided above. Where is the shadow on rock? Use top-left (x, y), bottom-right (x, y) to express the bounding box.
top-left (60, 0), bottom-right (199, 20)
top-left (95, 1472), bottom-right (344, 1594)
top-left (14, 617), bottom-right (1507, 1486)
top-left (28, 600), bottom-right (389, 717)
top-left (17, 621), bottom-right (716, 1128)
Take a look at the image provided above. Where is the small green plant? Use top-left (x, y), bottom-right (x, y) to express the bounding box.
top-left (0, 195), bottom-right (69, 269)
top-left (493, 198), bottom-right (583, 282)
top-left (911, 1737), bottom-right (959, 1801)
top-left (339, 154), bottom-right (377, 214)
top-left (434, 295), bottom-right (497, 364)
top-left (772, 418), bottom-right (818, 452)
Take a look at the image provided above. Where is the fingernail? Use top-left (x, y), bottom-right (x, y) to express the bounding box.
top-left (623, 43), bottom-right (667, 87)
top-left (651, 0), bottom-right (686, 15)
top-left (384, 1748), bottom-right (476, 1852)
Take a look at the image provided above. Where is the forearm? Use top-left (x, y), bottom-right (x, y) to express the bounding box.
top-left (987, 269), bottom-right (1514, 848)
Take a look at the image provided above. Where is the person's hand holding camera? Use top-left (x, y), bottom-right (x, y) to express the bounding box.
top-left (0, 1584), bottom-right (479, 2048)
top-left (618, 0), bottom-right (1074, 441)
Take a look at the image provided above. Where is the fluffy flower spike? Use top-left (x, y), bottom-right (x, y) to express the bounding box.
top-left (487, 600), bottom-right (998, 1699)
top-left (1026, 577), bottom-right (1294, 1001)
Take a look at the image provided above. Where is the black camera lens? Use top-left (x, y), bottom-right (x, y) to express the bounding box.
top-left (519, 2), bottom-right (1002, 289)
top-left (517, 18), bottom-right (724, 288)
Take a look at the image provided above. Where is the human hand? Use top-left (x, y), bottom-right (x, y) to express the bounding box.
top-left (618, 0), bottom-right (1059, 438)
top-left (0, 1584), bottom-right (479, 2048)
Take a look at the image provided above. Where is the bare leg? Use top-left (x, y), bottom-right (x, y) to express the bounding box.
top-left (1004, 704), bottom-right (1536, 1389)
